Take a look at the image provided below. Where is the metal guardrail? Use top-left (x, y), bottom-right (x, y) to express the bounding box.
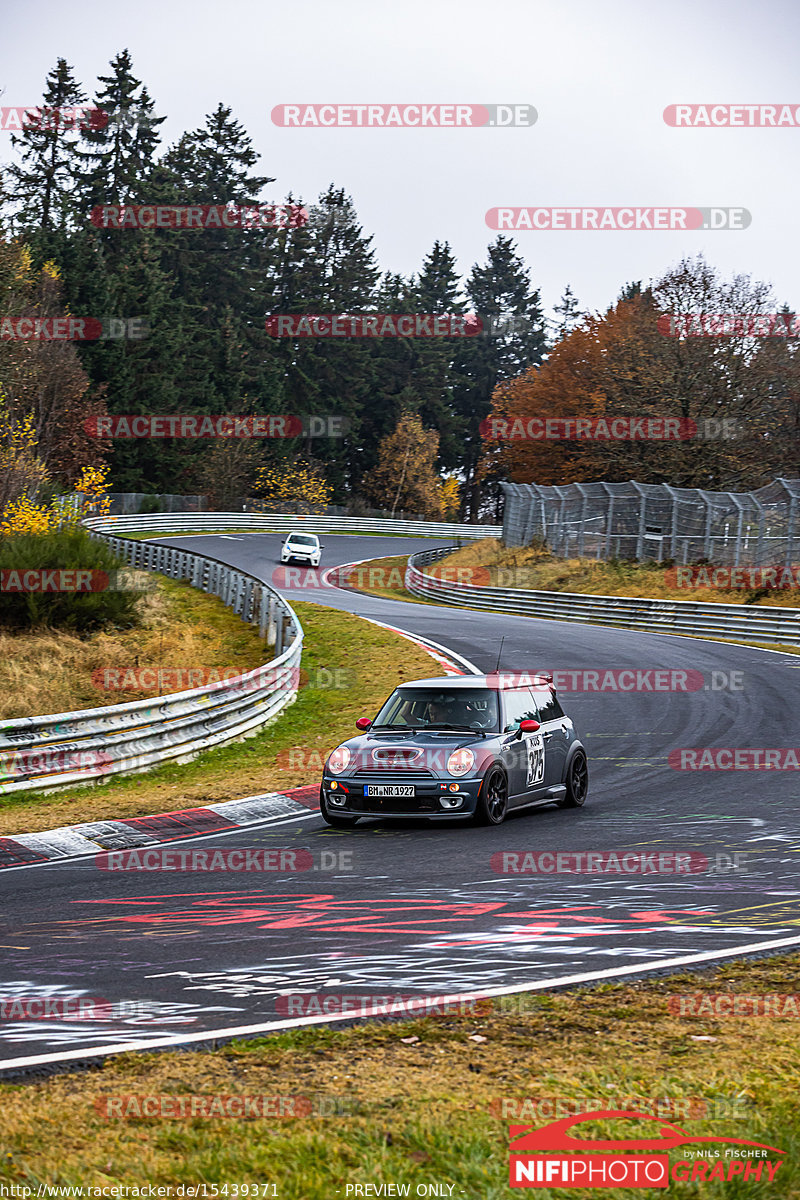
top-left (0, 534), bottom-right (303, 795)
top-left (405, 548), bottom-right (800, 647)
top-left (83, 512), bottom-right (502, 539)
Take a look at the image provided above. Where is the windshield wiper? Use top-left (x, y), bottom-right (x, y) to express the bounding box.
top-left (423, 724), bottom-right (480, 732)
top-left (369, 724), bottom-right (421, 732)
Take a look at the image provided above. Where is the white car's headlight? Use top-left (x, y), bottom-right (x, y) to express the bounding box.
top-left (447, 747), bottom-right (475, 777)
top-left (327, 746), bottom-right (351, 775)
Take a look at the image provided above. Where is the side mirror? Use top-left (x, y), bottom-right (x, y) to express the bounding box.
top-left (355, 717), bottom-right (372, 731)
top-left (519, 719), bottom-right (541, 734)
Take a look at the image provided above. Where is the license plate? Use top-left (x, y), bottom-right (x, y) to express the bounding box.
top-left (364, 785), bottom-right (415, 798)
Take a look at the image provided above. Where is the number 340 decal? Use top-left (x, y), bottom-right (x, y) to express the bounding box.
top-left (525, 732), bottom-right (545, 787)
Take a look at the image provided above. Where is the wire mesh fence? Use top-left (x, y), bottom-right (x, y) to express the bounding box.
top-left (501, 478), bottom-right (800, 567)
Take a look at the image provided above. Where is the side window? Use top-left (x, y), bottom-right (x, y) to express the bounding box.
top-left (533, 688), bottom-right (564, 723)
top-left (502, 689), bottom-right (540, 732)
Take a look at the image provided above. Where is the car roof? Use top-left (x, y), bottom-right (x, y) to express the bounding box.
top-left (395, 674), bottom-right (554, 691)
top-left (286, 532), bottom-right (319, 539)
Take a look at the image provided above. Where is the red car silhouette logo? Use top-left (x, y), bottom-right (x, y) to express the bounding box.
top-left (510, 1111), bottom-right (784, 1155)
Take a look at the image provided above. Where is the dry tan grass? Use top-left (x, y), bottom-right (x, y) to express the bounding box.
top-left (439, 539), bottom-right (800, 607)
top-left (0, 577), bottom-right (269, 720)
top-left (0, 602), bottom-right (441, 834)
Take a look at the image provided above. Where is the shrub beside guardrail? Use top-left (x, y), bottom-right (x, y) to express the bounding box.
top-left (405, 547), bottom-right (800, 647)
top-left (0, 533), bottom-right (303, 796)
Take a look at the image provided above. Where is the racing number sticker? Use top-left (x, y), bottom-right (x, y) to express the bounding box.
top-left (525, 731), bottom-right (545, 787)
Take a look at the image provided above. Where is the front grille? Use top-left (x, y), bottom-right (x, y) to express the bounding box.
top-left (353, 795), bottom-right (437, 813)
top-left (353, 768), bottom-right (435, 780)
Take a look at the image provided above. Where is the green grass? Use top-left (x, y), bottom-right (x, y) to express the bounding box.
top-left (2, 954), bottom-right (800, 1196)
top-left (0, 601), bottom-right (442, 835)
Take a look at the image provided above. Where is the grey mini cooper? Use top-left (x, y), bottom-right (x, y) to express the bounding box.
top-left (319, 673), bottom-right (588, 827)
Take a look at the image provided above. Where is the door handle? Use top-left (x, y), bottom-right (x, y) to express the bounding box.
top-left (543, 731), bottom-right (554, 740)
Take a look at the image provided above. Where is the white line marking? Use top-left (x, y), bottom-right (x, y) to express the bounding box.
top-left (362, 616), bottom-right (481, 676)
top-left (4, 931), bottom-right (800, 1072)
top-left (0, 811), bottom-right (321, 874)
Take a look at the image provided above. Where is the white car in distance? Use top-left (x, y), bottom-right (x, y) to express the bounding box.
top-left (280, 532), bottom-right (323, 568)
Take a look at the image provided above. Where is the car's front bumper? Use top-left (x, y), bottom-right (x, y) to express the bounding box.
top-left (321, 774), bottom-right (483, 819)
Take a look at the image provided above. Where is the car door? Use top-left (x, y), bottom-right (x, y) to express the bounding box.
top-left (532, 686), bottom-right (569, 788)
top-left (500, 688), bottom-right (546, 803)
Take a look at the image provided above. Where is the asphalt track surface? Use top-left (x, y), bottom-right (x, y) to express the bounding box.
top-left (2, 531), bottom-right (800, 1074)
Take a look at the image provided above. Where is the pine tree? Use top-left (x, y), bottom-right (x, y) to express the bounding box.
top-left (453, 237), bottom-right (547, 520)
top-left (552, 284), bottom-right (584, 342)
top-left (77, 50), bottom-right (165, 208)
top-left (5, 59), bottom-right (88, 235)
top-left (264, 186), bottom-right (381, 499)
top-left (408, 241), bottom-right (466, 470)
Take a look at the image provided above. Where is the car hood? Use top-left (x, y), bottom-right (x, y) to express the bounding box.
top-left (327, 729), bottom-right (491, 767)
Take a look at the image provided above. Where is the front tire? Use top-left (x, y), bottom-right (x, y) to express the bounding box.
top-left (557, 751), bottom-right (588, 808)
top-left (473, 768), bottom-right (509, 825)
top-left (319, 788), bottom-right (359, 828)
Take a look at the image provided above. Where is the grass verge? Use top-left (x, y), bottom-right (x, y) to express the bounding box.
top-left (1, 954), bottom-right (799, 1196)
top-left (435, 539), bottom-right (800, 609)
top-left (340, 551), bottom-right (800, 655)
top-left (0, 576), bottom-right (268, 721)
top-left (0, 602), bottom-right (441, 836)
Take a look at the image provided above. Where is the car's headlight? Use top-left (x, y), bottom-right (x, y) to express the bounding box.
top-left (447, 747), bottom-right (475, 777)
top-left (327, 746), bottom-right (351, 775)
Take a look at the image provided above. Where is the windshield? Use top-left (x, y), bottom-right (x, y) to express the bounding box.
top-left (372, 687), bottom-right (500, 732)
top-left (288, 535), bottom-right (318, 546)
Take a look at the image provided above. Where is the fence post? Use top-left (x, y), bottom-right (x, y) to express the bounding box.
top-left (633, 482), bottom-right (647, 560)
top-left (604, 495), bottom-right (615, 559)
top-left (703, 493), bottom-right (714, 559)
top-left (786, 492), bottom-right (797, 570)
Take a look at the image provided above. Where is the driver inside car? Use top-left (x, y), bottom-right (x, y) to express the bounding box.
top-left (425, 697), bottom-right (468, 726)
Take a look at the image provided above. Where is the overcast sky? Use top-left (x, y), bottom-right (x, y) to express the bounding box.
top-left (2, 0), bottom-right (799, 319)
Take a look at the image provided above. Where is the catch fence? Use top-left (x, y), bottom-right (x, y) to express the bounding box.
top-left (502, 479), bottom-right (800, 566)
